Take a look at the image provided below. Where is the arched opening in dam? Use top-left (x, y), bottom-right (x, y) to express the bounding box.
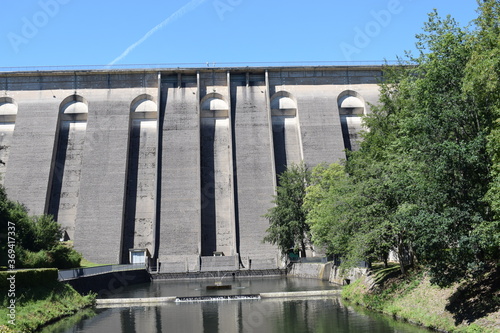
top-left (270, 91), bottom-right (302, 180)
top-left (338, 90), bottom-right (365, 151)
top-left (200, 93), bottom-right (235, 257)
top-left (0, 97), bottom-right (17, 184)
top-left (48, 95), bottom-right (88, 241)
top-left (121, 95), bottom-right (158, 263)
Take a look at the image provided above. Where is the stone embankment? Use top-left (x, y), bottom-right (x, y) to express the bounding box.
top-left (288, 262), bottom-right (369, 285)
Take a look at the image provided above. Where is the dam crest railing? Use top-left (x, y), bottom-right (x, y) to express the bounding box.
top-left (0, 60), bottom-right (404, 73)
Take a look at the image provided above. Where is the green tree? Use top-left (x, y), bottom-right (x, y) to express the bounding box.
top-left (304, 3), bottom-right (500, 285)
top-left (304, 163), bottom-right (354, 259)
top-left (464, 0), bottom-right (500, 273)
top-left (305, 159), bottom-right (420, 273)
top-left (264, 163), bottom-right (311, 258)
top-left (396, 8), bottom-right (496, 286)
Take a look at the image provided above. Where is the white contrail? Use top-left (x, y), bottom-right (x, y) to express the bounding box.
top-left (108, 0), bottom-right (208, 66)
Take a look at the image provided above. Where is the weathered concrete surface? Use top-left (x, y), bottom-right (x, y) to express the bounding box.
top-left (48, 120), bottom-right (87, 240)
top-left (4, 97), bottom-right (59, 215)
top-left (272, 116), bottom-right (302, 177)
top-left (0, 66), bottom-right (383, 269)
top-left (96, 296), bottom-right (177, 306)
top-left (201, 117), bottom-right (234, 256)
top-left (290, 86), bottom-right (347, 166)
top-left (0, 123), bottom-right (14, 185)
top-left (95, 290), bottom-right (340, 306)
top-left (0, 98), bottom-right (16, 185)
top-left (260, 290), bottom-right (340, 298)
top-left (122, 119), bottom-right (157, 260)
top-left (158, 83), bottom-right (201, 271)
top-left (329, 265), bottom-right (369, 285)
top-left (73, 97), bottom-right (131, 264)
top-left (231, 83), bottom-right (277, 266)
top-left (289, 262), bottom-right (332, 281)
top-left (200, 255), bottom-right (238, 271)
top-left (289, 262), bottom-right (368, 285)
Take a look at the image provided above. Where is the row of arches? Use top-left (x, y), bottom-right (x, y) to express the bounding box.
top-left (199, 90), bottom-right (366, 115)
top-left (0, 89), bottom-right (366, 260)
top-left (0, 90), bottom-right (366, 124)
top-left (0, 95), bottom-right (158, 118)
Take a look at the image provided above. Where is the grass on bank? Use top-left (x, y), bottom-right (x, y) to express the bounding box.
top-left (79, 257), bottom-right (109, 268)
top-left (0, 256), bottom-right (108, 332)
top-left (342, 265), bottom-right (500, 333)
top-left (0, 279), bottom-right (95, 333)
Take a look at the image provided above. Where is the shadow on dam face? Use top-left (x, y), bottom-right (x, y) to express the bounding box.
top-left (271, 116), bottom-right (302, 186)
top-left (122, 119), bottom-right (156, 262)
top-left (122, 95), bottom-right (158, 263)
top-left (48, 120), bottom-right (87, 241)
top-left (201, 117), bottom-right (217, 256)
top-left (201, 116), bottom-right (233, 256)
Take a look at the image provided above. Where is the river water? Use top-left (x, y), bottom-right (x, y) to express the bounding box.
top-left (42, 277), bottom-right (431, 333)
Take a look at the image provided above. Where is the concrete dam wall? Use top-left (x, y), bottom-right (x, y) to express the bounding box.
top-left (0, 66), bottom-right (381, 270)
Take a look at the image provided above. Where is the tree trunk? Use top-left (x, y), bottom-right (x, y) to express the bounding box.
top-left (300, 239), bottom-right (307, 258)
top-left (397, 234), bottom-right (406, 275)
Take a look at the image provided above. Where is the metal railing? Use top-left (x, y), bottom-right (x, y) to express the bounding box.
top-left (0, 60), bottom-right (404, 73)
top-left (58, 263), bottom-right (146, 281)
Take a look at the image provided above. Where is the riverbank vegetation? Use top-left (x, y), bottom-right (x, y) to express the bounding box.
top-left (0, 177), bottom-right (90, 330)
top-left (0, 269), bottom-right (95, 332)
top-left (265, 0), bottom-right (500, 330)
top-left (304, 0), bottom-right (500, 286)
top-left (342, 265), bottom-right (499, 332)
top-left (268, 0), bottom-right (500, 286)
top-left (0, 185), bottom-right (82, 269)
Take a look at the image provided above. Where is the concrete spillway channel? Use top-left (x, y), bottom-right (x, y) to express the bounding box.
top-left (95, 290), bottom-right (341, 308)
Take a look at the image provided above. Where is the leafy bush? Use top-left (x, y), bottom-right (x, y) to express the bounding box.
top-left (0, 184), bottom-right (79, 269)
top-left (17, 245), bottom-right (82, 269)
top-left (19, 249), bottom-right (52, 268)
top-left (30, 215), bottom-right (62, 252)
top-left (49, 244), bottom-right (82, 269)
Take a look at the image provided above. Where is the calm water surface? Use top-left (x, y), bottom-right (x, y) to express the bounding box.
top-left (99, 276), bottom-right (340, 298)
top-left (42, 277), bottom-right (431, 333)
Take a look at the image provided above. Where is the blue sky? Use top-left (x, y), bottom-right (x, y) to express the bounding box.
top-left (0, 0), bottom-right (480, 69)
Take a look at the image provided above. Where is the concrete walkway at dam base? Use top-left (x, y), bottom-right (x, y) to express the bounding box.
top-left (96, 290), bottom-right (341, 307)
